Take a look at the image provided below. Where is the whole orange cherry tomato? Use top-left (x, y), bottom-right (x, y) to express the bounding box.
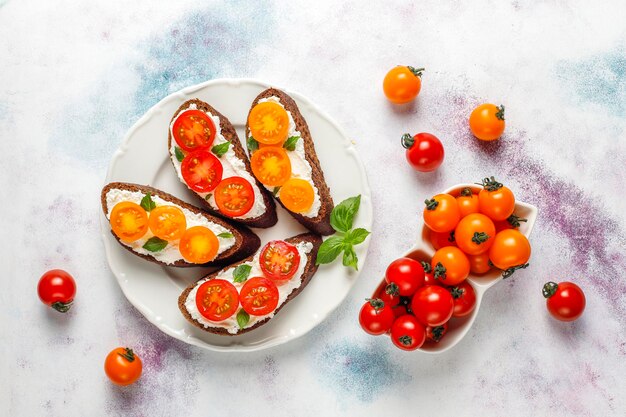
top-left (431, 247), bottom-right (470, 286)
top-left (494, 214), bottom-right (527, 232)
top-left (104, 347), bottom-right (142, 386)
top-left (383, 66), bottom-right (424, 104)
top-left (454, 213), bottom-right (496, 255)
top-left (456, 187), bottom-right (479, 217)
top-left (467, 253), bottom-right (492, 275)
top-left (429, 229), bottom-right (456, 250)
top-left (423, 194), bottom-right (460, 233)
top-left (469, 103), bottom-right (505, 141)
top-left (489, 229), bottom-right (531, 277)
top-left (477, 176), bottom-right (516, 221)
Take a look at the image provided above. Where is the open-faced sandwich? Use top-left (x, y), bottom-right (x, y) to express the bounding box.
top-left (101, 182), bottom-right (260, 267)
top-left (178, 233), bottom-right (322, 335)
top-left (168, 99), bottom-right (277, 228)
top-left (245, 88), bottom-right (334, 235)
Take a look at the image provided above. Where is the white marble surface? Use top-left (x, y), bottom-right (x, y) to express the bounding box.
top-left (1, 0), bottom-right (625, 415)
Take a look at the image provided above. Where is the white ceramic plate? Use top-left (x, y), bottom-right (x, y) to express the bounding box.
top-left (101, 78), bottom-right (372, 352)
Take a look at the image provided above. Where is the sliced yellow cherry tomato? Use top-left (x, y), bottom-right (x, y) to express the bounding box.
top-left (250, 146), bottom-right (292, 187)
top-left (248, 102), bottom-right (289, 145)
top-left (280, 178), bottom-right (315, 213)
top-left (179, 226), bottom-right (219, 264)
top-left (110, 202), bottom-right (149, 242)
top-left (148, 205), bottom-right (187, 241)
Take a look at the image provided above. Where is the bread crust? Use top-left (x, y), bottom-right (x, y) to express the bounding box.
top-left (101, 182), bottom-right (261, 267)
top-left (168, 99), bottom-right (278, 228)
top-left (245, 88), bottom-right (335, 235)
top-left (178, 233), bottom-right (323, 335)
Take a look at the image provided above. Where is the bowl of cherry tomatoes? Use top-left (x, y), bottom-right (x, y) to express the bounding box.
top-left (360, 178), bottom-right (538, 353)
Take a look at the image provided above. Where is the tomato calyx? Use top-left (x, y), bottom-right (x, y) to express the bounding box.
top-left (51, 301), bottom-right (73, 313)
top-left (401, 133), bottom-right (415, 149)
top-left (433, 262), bottom-right (447, 280)
top-left (420, 261), bottom-right (432, 273)
top-left (507, 214), bottom-right (527, 228)
top-left (471, 231), bottom-right (490, 244)
top-left (424, 198), bottom-right (439, 210)
top-left (385, 282), bottom-right (400, 297)
top-left (398, 335), bottom-right (413, 346)
top-left (448, 231), bottom-right (456, 243)
top-left (450, 286), bottom-right (465, 299)
top-left (476, 176), bottom-right (503, 191)
top-left (430, 325), bottom-right (446, 342)
top-left (495, 105), bottom-right (505, 121)
top-left (407, 66), bottom-right (424, 77)
top-left (502, 263), bottom-right (530, 279)
top-left (366, 298), bottom-right (385, 312)
top-left (460, 187), bottom-right (473, 197)
top-left (542, 281), bottom-right (559, 298)
top-left (117, 348), bottom-right (136, 362)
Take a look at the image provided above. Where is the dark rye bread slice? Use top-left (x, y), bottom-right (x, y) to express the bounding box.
top-left (245, 88), bottom-right (334, 235)
top-left (101, 182), bottom-right (260, 268)
top-left (168, 99), bottom-right (277, 228)
top-left (178, 233), bottom-right (322, 335)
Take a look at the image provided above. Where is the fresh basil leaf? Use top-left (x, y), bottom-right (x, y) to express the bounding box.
top-left (272, 186), bottom-right (281, 196)
top-left (283, 136), bottom-right (300, 151)
top-left (315, 236), bottom-right (346, 265)
top-left (142, 236), bottom-right (168, 252)
top-left (174, 146), bottom-right (185, 162)
top-left (342, 246), bottom-right (359, 270)
top-left (236, 309), bottom-right (250, 329)
top-left (140, 193), bottom-right (156, 212)
top-left (217, 232), bottom-right (234, 239)
top-left (247, 137), bottom-right (259, 152)
top-left (345, 228), bottom-right (370, 245)
top-left (233, 264), bottom-right (252, 283)
top-left (330, 195), bottom-right (361, 233)
top-left (211, 141), bottom-right (230, 157)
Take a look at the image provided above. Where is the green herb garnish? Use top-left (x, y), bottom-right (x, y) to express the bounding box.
top-left (233, 264), bottom-right (252, 283)
top-left (247, 137), bottom-right (259, 152)
top-left (211, 141), bottom-right (230, 157)
top-left (283, 136), bottom-right (300, 151)
top-left (217, 232), bottom-right (234, 239)
top-left (142, 236), bottom-right (168, 252)
top-left (140, 193), bottom-right (156, 212)
top-left (236, 310), bottom-right (250, 329)
top-left (174, 146), bottom-right (185, 162)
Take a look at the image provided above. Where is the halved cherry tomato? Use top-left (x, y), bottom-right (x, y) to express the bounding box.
top-left (454, 213), bottom-right (496, 255)
top-left (430, 229), bottom-right (456, 250)
top-left (214, 176), bottom-right (255, 217)
top-left (250, 146), bottom-right (292, 187)
top-left (431, 247), bottom-right (470, 286)
top-left (104, 347), bottom-right (142, 386)
top-left (148, 205), bottom-right (186, 241)
top-left (248, 102), bottom-right (289, 145)
top-left (425, 323), bottom-right (448, 343)
top-left (181, 150), bottom-right (223, 193)
top-left (240, 277), bottom-right (279, 316)
top-left (467, 253), bottom-right (492, 275)
top-left (280, 178), bottom-right (315, 213)
top-left (489, 229), bottom-right (531, 274)
top-left (110, 202), bottom-right (149, 242)
top-left (449, 281), bottom-right (477, 318)
top-left (179, 226), bottom-right (219, 264)
top-left (260, 240), bottom-right (301, 282)
top-left (469, 104), bottom-right (505, 141)
top-left (172, 109), bottom-right (216, 151)
top-left (423, 194), bottom-right (461, 233)
top-left (383, 66), bottom-right (424, 104)
top-left (477, 177), bottom-right (515, 221)
top-left (195, 279), bottom-right (239, 321)
top-left (456, 187), bottom-right (479, 217)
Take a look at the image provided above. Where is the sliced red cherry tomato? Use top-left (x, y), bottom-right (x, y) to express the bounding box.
top-left (359, 298), bottom-right (395, 335)
top-left (172, 109), bottom-right (216, 151)
top-left (385, 258), bottom-right (425, 297)
top-left (37, 269), bottom-right (76, 313)
top-left (411, 285), bottom-right (454, 327)
top-left (195, 279), bottom-right (239, 321)
top-left (449, 281), bottom-right (477, 318)
top-left (425, 323), bottom-right (448, 343)
top-left (543, 281), bottom-right (586, 322)
top-left (240, 277), bottom-right (279, 316)
top-left (260, 240), bottom-right (301, 283)
top-left (390, 315), bottom-right (426, 351)
top-left (181, 150), bottom-right (223, 193)
top-left (214, 176), bottom-right (255, 217)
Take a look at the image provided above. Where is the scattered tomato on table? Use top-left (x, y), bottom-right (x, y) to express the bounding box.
top-left (469, 103), bottom-right (505, 141)
top-left (401, 132), bottom-right (444, 172)
top-left (104, 347), bottom-right (143, 386)
top-left (383, 66), bottom-right (424, 104)
top-left (543, 281), bottom-right (586, 322)
top-left (37, 269), bottom-right (76, 313)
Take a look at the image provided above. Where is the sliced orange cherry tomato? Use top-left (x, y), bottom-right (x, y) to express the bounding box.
top-left (383, 66), bottom-right (424, 104)
top-left (279, 178), bottom-right (315, 213)
top-left (250, 146), bottom-right (292, 187)
top-left (468, 253), bottom-right (492, 275)
top-left (214, 176), bottom-right (255, 217)
top-left (179, 226), bottom-right (219, 264)
top-left (454, 213), bottom-right (496, 255)
top-left (469, 104), bottom-right (505, 141)
top-left (431, 247), bottom-right (470, 286)
top-left (260, 240), bottom-right (301, 283)
top-left (181, 150), bottom-right (223, 193)
top-left (110, 202), bottom-right (149, 242)
top-left (240, 277), bottom-right (279, 316)
top-left (195, 279), bottom-right (239, 321)
top-left (148, 205), bottom-right (186, 241)
top-left (477, 177), bottom-right (515, 221)
top-left (248, 102), bottom-right (289, 145)
top-left (423, 194), bottom-right (461, 233)
top-left (104, 347), bottom-right (142, 386)
top-left (456, 187), bottom-right (479, 217)
top-left (172, 109), bottom-right (216, 151)
top-left (429, 229), bottom-right (456, 250)
top-left (489, 229), bottom-right (531, 275)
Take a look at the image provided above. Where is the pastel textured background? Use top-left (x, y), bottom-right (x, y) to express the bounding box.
top-left (1, 0), bottom-right (625, 415)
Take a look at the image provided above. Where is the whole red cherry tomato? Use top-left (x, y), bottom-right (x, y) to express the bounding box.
top-left (425, 323), bottom-right (448, 343)
top-left (421, 261), bottom-right (443, 286)
top-left (359, 298), bottom-right (395, 335)
top-left (411, 285), bottom-right (454, 327)
top-left (385, 258), bottom-right (425, 297)
top-left (37, 269), bottom-right (76, 313)
top-left (401, 133), bottom-right (444, 172)
top-left (390, 315), bottom-right (426, 351)
top-left (449, 281), bottom-right (477, 318)
top-left (543, 282), bottom-right (586, 322)
top-left (378, 283), bottom-right (401, 308)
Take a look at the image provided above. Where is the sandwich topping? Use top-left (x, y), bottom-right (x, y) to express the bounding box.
top-left (169, 103), bottom-right (267, 220)
top-left (105, 188), bottom-right (235, 265)
top-left (248, 96), bottom-right (322, 218)
top-left (185, 239), bottom-right (314, 334)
